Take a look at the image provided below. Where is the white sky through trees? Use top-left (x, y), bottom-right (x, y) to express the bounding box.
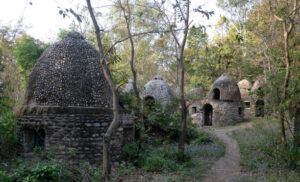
top-left (0, 0), bottom-right (223, 42)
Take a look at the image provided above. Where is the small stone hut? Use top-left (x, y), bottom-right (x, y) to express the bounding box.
top-left (142, 75), bottom-right (176, 107)
top-left (199, 74), bottom-right (244, 126)
top-left (187, 88), bottom-right (205, 121)
top-left (124, 79), bottom-right (134, 93)
top-left (238, 79), bottom-right (252, 117)
top-left (250, 78), bottom-right (265, 117)
top-left (16, 32), bottom-right (134, 164)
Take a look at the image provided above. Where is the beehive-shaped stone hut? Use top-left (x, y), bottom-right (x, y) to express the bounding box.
top-left (238, 79), bottom-right (252, 102)
top-left (238, 79), bottom-right (252, 117)
top-left (199, 74), bottom-right (244, 126)
top-left (142, 75), bottom-right (176, 107)
top-left (187, 88), bottom-right (205, 101)
top-left (124, 79), bottom-right (134, 93)
top-left (187, 88), bottom-right (205, 123)
top-left (250, 78), bottom-right (264, 117)
top-left (16, 32), bottom-right (134, 164)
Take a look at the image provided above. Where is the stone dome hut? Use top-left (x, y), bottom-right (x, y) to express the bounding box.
top-left (198, 74), bottom-right (244, 126)
top-left (238, 79), bottom-right (252, 102)
top-left (187, 87), bottom-right (205, 101)
top-left (238, 79), bottom-right (252, 117)
top-left (142, 75), bottom-right (176, 107)
top-left (250, 78), bottom-right (265, 117)
top-left (124, 79), bottom-right (134, 93)
top-left (187, 88), bottom-right (205, 124)
top-left (16, 32), bottom-right (134, 164)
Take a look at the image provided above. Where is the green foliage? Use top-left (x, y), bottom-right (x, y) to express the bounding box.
top-left (0, 95), bottom-right (17, 159)
top-left (123, 140), bottom-right (192, 172)
top-left (194, 132), bottom-right (213, 145)
top-left (0, 154), bottom-right (101, 182)
top-left (14, 34), bottom-right (48, 86)
top-left (144, 99), bottom-right (198, 142)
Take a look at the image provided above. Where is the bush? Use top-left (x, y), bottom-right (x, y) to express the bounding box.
top-left (144, 99), bottom-right (198, 143)
top-left (0, 155), bottom-right (101, 182)
top-left (0, 96), bottom-right (18, 160)
top-left (143, 154), bottom-right (166, 172)
top-left (123, 140), bottom-right (193, 172)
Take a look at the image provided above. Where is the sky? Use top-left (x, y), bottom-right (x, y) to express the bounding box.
top-left (0, 0), bottom-right (224, 43)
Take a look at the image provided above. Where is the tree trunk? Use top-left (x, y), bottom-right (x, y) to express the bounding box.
top-left (122, 0), bottom-right (144, 133)
top-left (178, 0), bottom-right (190, 158)
top-left (295, 108), bottom-right (300, 146)
top-left (279, 110), bottom-right (286, 144)
top-left (86, 0), bottom-right (121, 181)
top-left (271, 0), bottom-right (297, 145)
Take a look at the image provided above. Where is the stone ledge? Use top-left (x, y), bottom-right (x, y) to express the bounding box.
top-left (16, 105), bottom-right (132, 116)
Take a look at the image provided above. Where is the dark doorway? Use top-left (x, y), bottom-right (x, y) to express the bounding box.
top-left (34, 129), bottom-right (45, 148)
top-left (192, 107), bottom-right (197, 114)
top-left (213, 88), bottom-right (220, 100)
top-left (203, 104), bottom-right (213, 126)
top-left (244, 101), bottom-right (250, 108)
top-left (255, 100), bottom-right (264, 117)
top-left (23, 128), bottom-right (45, 152)
top-left (238, 107), bottom-right (242, 115)
top-left (145, 96), bottom-right (155, 110)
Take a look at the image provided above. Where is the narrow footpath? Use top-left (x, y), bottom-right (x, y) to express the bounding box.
top-left (201, 128), bottom-right (241, 182)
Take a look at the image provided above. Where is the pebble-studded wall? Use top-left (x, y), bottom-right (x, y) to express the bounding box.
top-left (16, 32), bottom-right (135, 164)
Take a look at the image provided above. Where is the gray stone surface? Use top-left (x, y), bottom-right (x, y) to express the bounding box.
top-left (250, 78), bottom-right (265, 117)
top-left (208, 73), bottom-right (241, 101)
top-left (187, 87), bottom-right (205, 101)
top-left (124, 79), bottom-right (134, 93)
top-left (142, 75), bottom-right (176, 106)
top-left (238, 79), bottom-right (252, 102)
top-left (202, 100), bottom-right (244, 126)
top-left (190, 74), bottom-right (244, 127)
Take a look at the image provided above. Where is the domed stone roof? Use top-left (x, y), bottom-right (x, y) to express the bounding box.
top-left (238, 79), bottom-right (252, 101)
top-left (187, 87), bottom-right (205, 100)
top-left (23, 31), bottom-right (112, 108)
top-left (124, 79), bottom-right (134, 93)
top-left (251, 78), bottom-right (264, 92)
top-left (142, 75), bottom-right (175, 105)
top-left (209, 73), bottom-right (241, 101)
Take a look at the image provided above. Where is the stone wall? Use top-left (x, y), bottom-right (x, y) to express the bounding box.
top-left (195, 100), bottom-right (244, 127)
top-left (17, 106), bottom-right (134, 165)
top-left (208, 100), bottom-right (243, 126)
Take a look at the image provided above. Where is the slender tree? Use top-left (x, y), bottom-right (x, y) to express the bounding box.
top-left (86, 0), bottom-right (124, 180)
top-left (153, 0), bottom-right (191, 157)
top-left (269, 0), bottom-right (299, 144)
top-left (118, 0), bottom-right (144, 134)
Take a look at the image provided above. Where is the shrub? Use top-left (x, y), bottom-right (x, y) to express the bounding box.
top-left (0, 96), bottom-right (18, 160)
top-left (0, 156), bottom-right (102, 182)
top-left (143, 153), bottom-right (165, 172)
top-left (144, 99), bottom-right (198, 143)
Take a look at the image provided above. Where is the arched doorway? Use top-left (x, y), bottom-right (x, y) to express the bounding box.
top-left (255, 100), bottom-right (264, 117)
top-left (213, 88), bottom-right (220, 100)
top-left (203, 104), bottom-right (213, 126)
top-left (145, 96), bottom-right (155, 110)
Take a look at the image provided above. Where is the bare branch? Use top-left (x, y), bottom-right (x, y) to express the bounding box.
top-left (175, 0), bottom-right (186, 21)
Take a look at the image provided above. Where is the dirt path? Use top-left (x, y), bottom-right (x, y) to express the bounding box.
top-left (201, 128), bottom-right (242, 182)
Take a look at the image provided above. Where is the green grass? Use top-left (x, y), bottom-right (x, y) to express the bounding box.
top-left (231, 118), bottom-right (300, 182)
